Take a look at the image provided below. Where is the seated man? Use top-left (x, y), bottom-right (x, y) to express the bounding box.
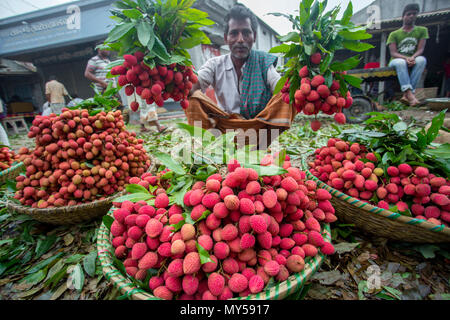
top-left (187, 4), bottom-right (296, 148)
top-left (387, 3), bottom-right (428, 107)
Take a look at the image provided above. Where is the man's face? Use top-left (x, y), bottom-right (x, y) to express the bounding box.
top-left (225, 18), bottom-right (256, 60)
top-left (403, 10), bottom-right (418, 25)
top-left (99, 49), bottom-right (110, 58)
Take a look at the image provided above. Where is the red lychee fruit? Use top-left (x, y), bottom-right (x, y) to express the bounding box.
top-left (310, 52), bottom-right (322, 65)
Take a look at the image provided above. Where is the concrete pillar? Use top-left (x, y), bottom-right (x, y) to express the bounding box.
top-left (379, 32), bottom-right (387, 104)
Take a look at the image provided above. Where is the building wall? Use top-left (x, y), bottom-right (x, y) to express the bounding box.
top-left (0, 0), bottom-right (280, 112)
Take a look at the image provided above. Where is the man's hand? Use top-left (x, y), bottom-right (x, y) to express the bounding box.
top-left (406, 57), bottom-right (416, 67)
top-left (100, 81), bottom-right (109, 89)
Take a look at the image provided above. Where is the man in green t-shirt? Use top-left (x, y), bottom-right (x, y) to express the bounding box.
top-left (387, 3), bottom-right (429, 107)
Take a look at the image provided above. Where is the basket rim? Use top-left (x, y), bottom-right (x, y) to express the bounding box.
top-left (97, 208), bottom-right (332, 300)
top-left (0, 161), bottom-right (25, 176)
top-left (303, 154), bottom-right (450, 237)
top-left (6, 189), bottom-right (126, 215)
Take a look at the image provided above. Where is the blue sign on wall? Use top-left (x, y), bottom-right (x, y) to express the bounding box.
top-left (0, 2), bottom-right (115, 57)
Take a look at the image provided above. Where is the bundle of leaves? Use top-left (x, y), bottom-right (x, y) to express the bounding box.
top-left (68, 83), bottom-right (122, 116)
top-left (337, 110), bottom-right (450, 177)
top-left (102, 0), bottom-right (214, 111)
top-left (269, 0), bottom-right (373, 130)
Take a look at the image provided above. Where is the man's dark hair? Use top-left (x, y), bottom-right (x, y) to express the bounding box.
top-left (403, 3), bottom-right (420, 17)
top-left (224, 4), bottom-right (258, 35)
top-left (49, 75), bottom-right (57, 81)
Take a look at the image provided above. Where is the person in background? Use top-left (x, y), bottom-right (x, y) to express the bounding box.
top-left (387, 3), bottom-right (428, 107)
top-left (124, 93), bottom-right (167, 133)
top-left (0, 97), bottom-right (10, 147)
top-left (45, 75), bottom-right (69, 115)
top-left (84, 41), bottom-right (112, 94)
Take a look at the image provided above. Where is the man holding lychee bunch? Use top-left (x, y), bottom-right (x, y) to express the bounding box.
top-left (387, 3), bottom-right (429, 107)
top-left (186, 4), bottom-right (296, 144)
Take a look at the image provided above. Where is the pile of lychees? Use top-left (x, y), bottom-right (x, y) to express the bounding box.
top-left (13, 108), bottom-right (151, 208)
top-left (110, 154), bottom-right (337, 300)
top-left (111, 51), bottom-right (198, 111)
top-left (281, 53), bottom-right (353, 131)
top-left (0, 146), bottom-right (29, 171)
top-left (309, 138), bottom-right (450, 227)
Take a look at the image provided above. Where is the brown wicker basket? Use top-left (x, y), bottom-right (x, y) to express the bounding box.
top-left (6, 190), bottom-right (126, 225)
top-left (5, 153), bottom-right (157, 225)
top-left (0, 162), bottom-right (25, 184)
top-left (303, 155), bottom-right (450, 243)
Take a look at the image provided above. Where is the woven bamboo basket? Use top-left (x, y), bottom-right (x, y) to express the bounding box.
top-left (0, 162), bottom-right (25, 184)
top-left (6, 190), bottom-right (126, 225)
top-left (302, 155), bottom-right (450, 243)
top-left (97, 208), bottom-right (332, 300)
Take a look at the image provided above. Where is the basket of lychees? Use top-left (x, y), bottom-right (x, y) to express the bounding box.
top-left (97, 153), bottom-right (338, 300)
top-left (6, 108), bottom-right (152, 225)
top-left (304, 138), bottom-right (450, 243)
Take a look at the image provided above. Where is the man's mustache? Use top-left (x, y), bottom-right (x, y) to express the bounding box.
top-left (232, 45), bottom-right (249, 50)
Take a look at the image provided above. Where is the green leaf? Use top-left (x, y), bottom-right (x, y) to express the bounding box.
top-left (83, 251), bottom-right (97, 278)
top-left (70, 263), bottom-right (85, 292)
top-left (170, 219), bottom-right (186, 232)
top-left (35, 235), bottom-right (57, 260)
top-left (195, 210), bottom-right (211, 223)
top-left (65, 254), bottom-right (85, 265)
top-left (105, 22), bottom-right (135, 43)
top-left (330, 56), bottom-right (361, 72)
top-left (172, 178), bottom-right (194, 206)
top-left (136, 20), bottom-right (154, 47)
top-left (341, 1), bottom-right (353, 25)
top-left (102, 215), bottom-right (114, 231)
top-left (393, 122), bottom-right (408, 133)
top-left (125, 184), bottom-right (150, 194)
top-left (25, 253), bottom-right (63, 275)
top-left (21, 268), bottom-right (48, 286)
top-left (343, 74), bottom-right (363, 88)
top-left (114, 192), bottom-right (152, 203)
top-left (274, 74), bottom-right (289, 95)
top-left (275, 149), bottom-right (287, 167)
top-left (153, 152), bottom-right (186, 175)
top-left (122, 8), bottom-right (142, 19)
top-left (269, 44), bottom-right (291, 54)
top-left (176, 122), bottom-right (216, 145)
top-left (243, 164), bottom-right (288, 176)
top-left (153, 37), bottom-right (170, 61)
top-left (343, 40), bottom-right (374, 52)
top-left (339, 30), bottom-right (372, 40)
top-left (382, 286), bottom-right (402, 300)
top-left (424, 144), bottom-right (450, 159)
top-left (426, 109), bottom-right (447, 144)
top-left (279, 32), bottom-right (300, 43)
top-left (196, 243), bottom-right (213, 265)
top-left (415, 244), bottom-right (441, 259)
